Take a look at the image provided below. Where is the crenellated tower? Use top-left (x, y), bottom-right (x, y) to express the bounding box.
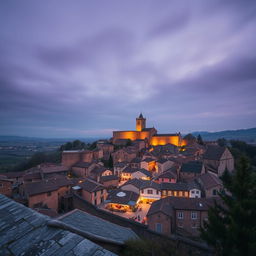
top-left (136, 113), bottom-right (146, 131)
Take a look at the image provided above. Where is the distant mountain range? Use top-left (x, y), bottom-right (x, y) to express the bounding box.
top-left (191, 128), bottom-right (256, 143)
top-left (1, 128), bottom-right (256, 143)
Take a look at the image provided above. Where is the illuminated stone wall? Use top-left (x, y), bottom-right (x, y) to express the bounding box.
top-left (150, 135), bottom-right (181, 147)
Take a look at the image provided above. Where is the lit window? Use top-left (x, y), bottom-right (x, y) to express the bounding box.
top-left (177, 212), bottom-right (184, 219)
top-left (191, 212), bottom-right (197, 219)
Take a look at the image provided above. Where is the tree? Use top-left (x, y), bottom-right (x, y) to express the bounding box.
top-left (217, 138), bottom-right (227, 147)
top-left (201, 157), bottom-right (256, 256)
top-left (197, 134), bottom-right (204, 145)
top-left (108, 154), bottom-right (113, 168)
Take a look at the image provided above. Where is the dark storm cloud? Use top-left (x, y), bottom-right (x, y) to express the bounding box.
top-left (0, 0), bottom-right (256, 137)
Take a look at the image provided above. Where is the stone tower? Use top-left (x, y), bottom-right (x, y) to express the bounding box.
top-left (136, 113), bottom-right (146, 131)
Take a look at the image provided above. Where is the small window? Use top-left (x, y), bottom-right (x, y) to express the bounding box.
top-left (147, 189), bottom-right (153, 194)
top-left (191, 212), bottom-right (197, 219)
top-left (213, 189), bottom-right (217, 195)
top-left (94, 191), bottom-right (97, 197)
top-left (47, 192), bottom-right (51, 197)
top-left (0, 183), bottom-right (3, 188)
top-left (141, 189), bottom-right (144, 193)
top-left (177, 212), bottom-right (183, 219)
top-left (191, 190), bottom-right (195, 194)
top-left (94, 199), bottom-right (97, 205)
top-left (155, 223), bottom-right (162, 233)
top-left (196, 190), bottom-right (199, 194)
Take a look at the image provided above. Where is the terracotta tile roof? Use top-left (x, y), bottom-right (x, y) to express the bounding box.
top-left (196, 173), bottom-right (222, 190)
top-left (203, 146), bottom-right (226, 160)
top-left (25, 176), bottom-right (73, 196)
top-left (106, 189), bottom-right (139, 206)
top-left (147, 197), bottom-right (215, 217)
top-left (180, 161), bottom-right (204, 173)
top-left (79, 179), bottom-right (105, 193)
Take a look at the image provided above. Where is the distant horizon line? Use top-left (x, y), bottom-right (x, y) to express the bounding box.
top-left (0, 126), bottom-right (255, 140)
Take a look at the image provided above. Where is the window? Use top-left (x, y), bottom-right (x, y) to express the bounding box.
top-left (162, 190), bottom-right (166, 196)
top-left (191, 212), bottom-right (197, 219)
top-left (196, 190), bottom-right (199, 194)
top-left (155, 223), bottom-right (162, 233)
top-left (191, 190), bottom-right (195, 194)
top-left (177, 212), bottom-right (184, 219)
top-left (147, 189), bottom-right (153, 194)
top-left (94, 191), bottom-right (97, 197)
top-left (0, 183), bottom-right (3, 188)
top-left (141, 189), bottom-right (144, 194)
top-left (94, 199), bottom-right (97, 205)
top-left (213, 189), bottom-right (217, 195)
top-left (47, 192), bottom-right (51, 197)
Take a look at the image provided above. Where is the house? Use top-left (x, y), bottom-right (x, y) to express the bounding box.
top-left (129, 157), bottom-right (142, 169)
top-left (203, 146), bottom-right (234, 176)
top-left (97, 141), bottom-right (114, 159)
top-left (23, 171), bottom-right (43, 183)
top-left (89, 166), bottom-right (113, 182)
top-left (23, 176), bottom-right (74, 211)
top-left (147, 197), bottom-right (215, 237)
top-left (73, 178), bottom-right (107, 206)
top-left (140, 158), bottom-right (156, 172)
top-left (0, 175), bottom-right (13, 197)
top-left (155, 169), bottom-right (177, 184)
top-left (139, 180), bottom-right (161, 203)
top-left (113, 162), bottom-right (128, 177)
top-left (72, 161), bottom-right (92, 177)
top-left (156, 159), bottom-right (174, 174)
top-left (196, 172), bottom-right (223, 197)
top-left (100, 175), bottom-right (119, 189)
top-left (120, 166), bottom-right (137, 181)
top-left (105, 189), bottom-right (140, 212)
top-left (39, 163), bottom-right (69, 178)
top-left (131, 168), bottom-right (152, 180)
top-left (160, 182), bottom-right (201, 198)
top-left (0, 194), bottom-right (117, 255)
top-left (121, 178), bottom-right (144, 194)
top-left (111, 147), bottom-right (137, 164)
top-left (179, 161), bottom-right (205, 181)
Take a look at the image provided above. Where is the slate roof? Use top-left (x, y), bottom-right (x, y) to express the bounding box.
top-left (25, 176), bottom-right (73, 196)
top-left (122, 167), bottom-right (138, 174)
top-left (135, 168), bottom-right (152, 177)
top-left (140, 180), bottom-right (160, 190)
top-left (147, 197), bottom-right (215, 217)
top-left (196, 173), bottom-right (222, 190)
top-left (130, 157), bottom-right (141, 163)
top-left (100, 175), bottom-right (119, 182)
top-left (180, 161), bottom-right (203, 173)
top-left (142, 158), bottom-right (155, 163)
top-left (0, 172), bottom-right (25, 179)
top-left (157, 171), bottom-right (176, 179)
top-left (59, 209), bottom-right (138, 244)
top-left (79, 179), bottom-right (105, 193)
top-left (152, 133), bottom-right (179, 137)
top-left (90, 166), bottom-right (111, 176)
top-left (160, 182), bottom-right (189, 191)
top-left (203, 146), bottom-right (226, 160)
top-left (106, 189), bottom-right (139, 206)
top-left (0, 194), bottom-right (116, 256)
top-left (121, 178), bottom-right (143, 189)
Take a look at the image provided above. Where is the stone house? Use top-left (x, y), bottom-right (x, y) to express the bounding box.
top-left (23, 176), bottom-right (73, 211)
top-left (155, 168), bottom-right (177, 184)
top-left (74, 178), bottom-right (107, 206)
top-left (72, 161), bottom-right (92, 177)
top-left (120, 178), bottom-right (144, 194)
top-left (160, 182), bottom-right (201, 199)
top-left (196, 172), bottom-right (223, 197)
top-left (113, 162), bottom-right (128, 177)
top-left (89, 166), bottom-right (113, 182)
top-left (140, 158), bottom-right (157, 172)
top-left (120, 167), bottom-right (137, 181)
top-left (139, 180), bottom-right (161, 203)
top-left (147, 197), bottom-right (214, 237)
top-left (131, 168), bottom-right (152, 180)
top-left (129, 157), bottom-right (142, 169)
top-left (100, 175), bottom-right (119, 189)
top-left (156, 159), bottom-right (174, 174)
top-left (0, 176), bottom-right (13, 197)
top-left (179, 161), bottom-right (205, 181)
top-left (111, 148), bottom-right (137, 164)
top-left (203, 146), bottom-right (234, 176)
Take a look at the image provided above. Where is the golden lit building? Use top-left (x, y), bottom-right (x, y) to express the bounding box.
top-left (113, 113), bottom-right (185, 147)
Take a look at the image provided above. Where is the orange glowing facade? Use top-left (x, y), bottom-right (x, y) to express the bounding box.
top-left (112, 114), bottom-right (186, 147)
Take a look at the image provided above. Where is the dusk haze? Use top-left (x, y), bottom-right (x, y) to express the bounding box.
top-left (1, 0), bottom-right (256, 138)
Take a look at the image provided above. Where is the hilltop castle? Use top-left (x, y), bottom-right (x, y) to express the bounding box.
top-left (113, 113), bottom-right (185, 147)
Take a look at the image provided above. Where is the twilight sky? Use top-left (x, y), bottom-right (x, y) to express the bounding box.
top-left (1, 0), bottom-right (256, 138)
